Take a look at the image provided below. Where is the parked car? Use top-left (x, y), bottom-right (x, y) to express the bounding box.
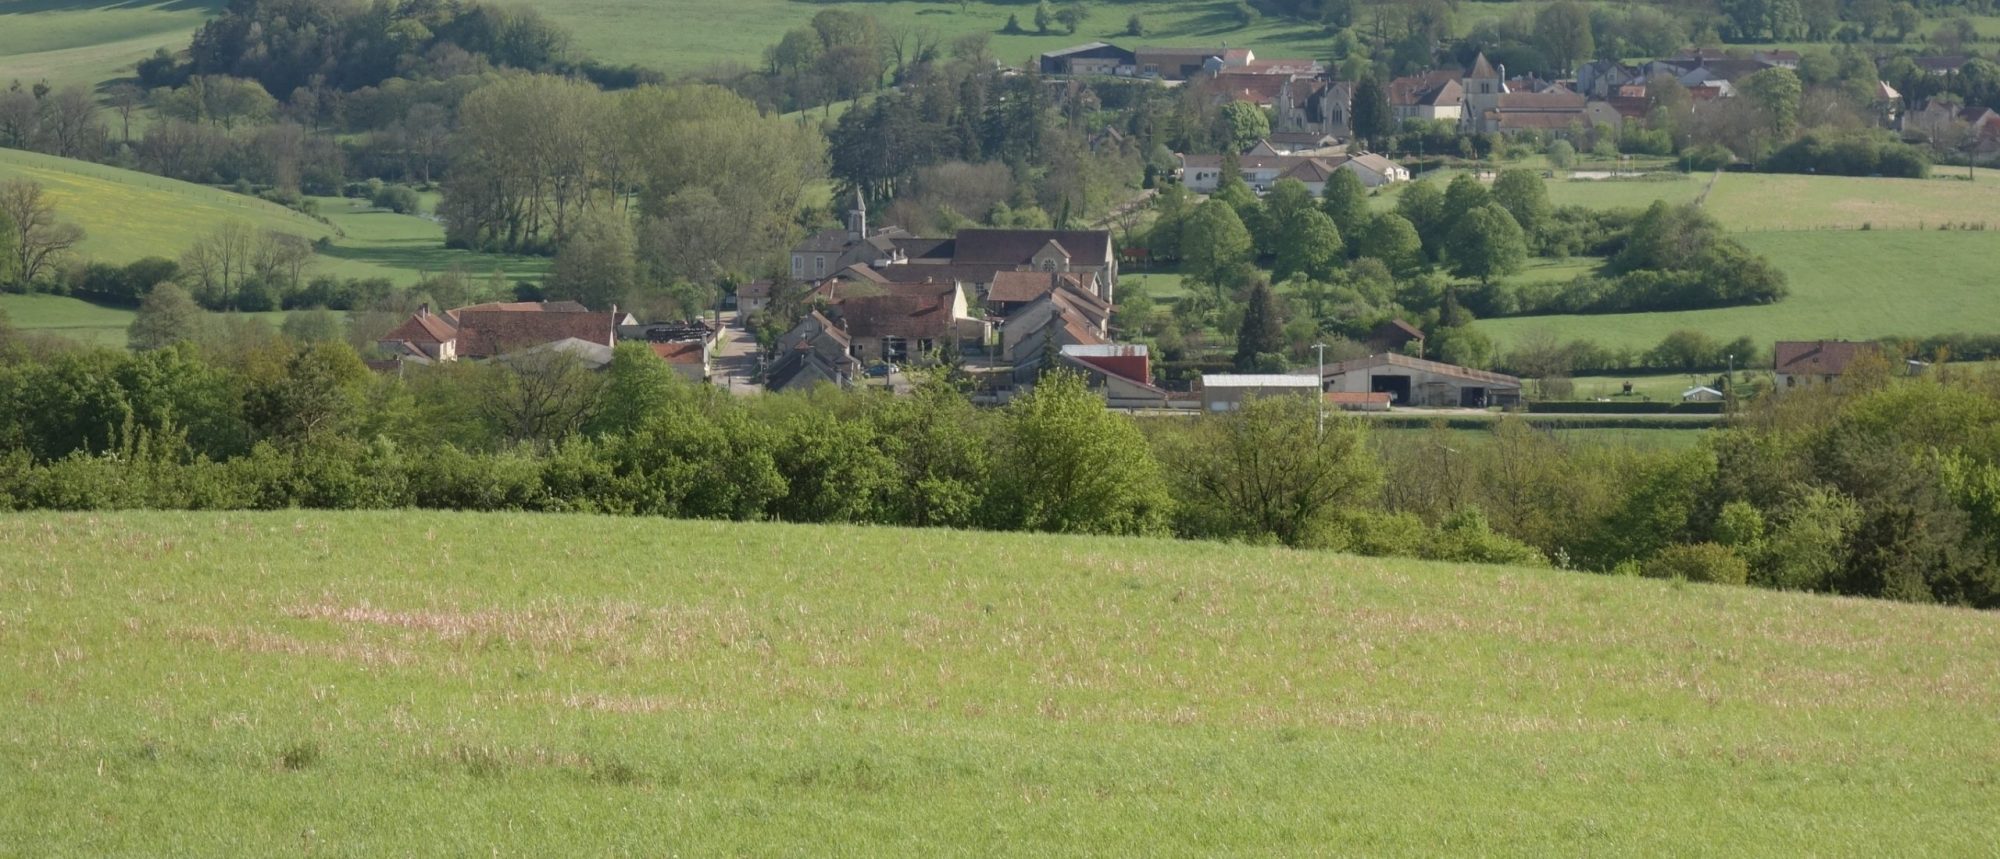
top-left (865, 363), bottom-right (899, 378)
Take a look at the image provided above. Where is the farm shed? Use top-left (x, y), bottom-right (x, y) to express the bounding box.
top-left (1322, 353), bottom-right (1521, 408)
top-left (1199, 374), bottom-right (1323, 412)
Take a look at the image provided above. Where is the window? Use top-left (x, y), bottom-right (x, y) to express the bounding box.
top-left (1040, 259), bottom-right (1058, 272)
top-left (814, 256), bottom-right (826, 277)
top-left (791, 255), bottom-right (802, 276)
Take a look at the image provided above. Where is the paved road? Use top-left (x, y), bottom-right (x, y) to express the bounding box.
top-left (709, 311), bottom-right (762, 395)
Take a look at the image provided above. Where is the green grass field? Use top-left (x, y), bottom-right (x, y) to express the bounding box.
top-left (0, 292), bottom-right (134, 346)
top-left (0, 0), bottom-right (222, 88)
top-left (0, 149), bottom-right (546, 313)
top-left (2, 510), bottom-right (1997, 854)
top-left (0, 293), bottom-right (333, 347)
top-left (0, 148), bottom-right (335, 262)
top-left (1477, 229), bottom-right (2000, 352)
top-left (310, 195), bottom-right (551, 286)
top-left (518, 0), bottom-right (1340, 77)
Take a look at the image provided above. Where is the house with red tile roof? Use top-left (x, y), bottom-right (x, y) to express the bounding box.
top-left (375, 301), bottom-right (620, 364)
top-left (1774, 340), bottom-right (1884, 391)
top-left (649, 340), bottom-right (710, 381)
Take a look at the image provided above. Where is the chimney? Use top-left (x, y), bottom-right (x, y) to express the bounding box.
top-left (418, 302), bottom-right (429, 319)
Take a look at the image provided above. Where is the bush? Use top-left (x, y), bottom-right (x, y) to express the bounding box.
top-left (1544, 138), bottom-right (1576, 167)
top-left (1764, 131), bottom-right (1928, 179)
top-left (1682, 144), bottom-right (1735, 172)
top-left (1425, 509), bottom-right (1547, 566)
top-left (371, 184), bottom-right (421, 214)
top-left (1641, 543), bottom-right (1749, 585)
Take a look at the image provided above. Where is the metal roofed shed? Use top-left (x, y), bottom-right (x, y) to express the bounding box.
top-left (1199, 374), bottom-right (1323, 412)
top-left (1321, 353), bottom-right (1521, 408)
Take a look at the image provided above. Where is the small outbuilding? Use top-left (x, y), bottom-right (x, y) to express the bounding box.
top-left (1322, 352), bottom-right (1521, 408)
top-left (1681, 385), bottom-right (1724, 402)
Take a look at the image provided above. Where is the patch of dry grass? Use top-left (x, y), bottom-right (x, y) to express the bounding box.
top-left (2, 511), bottom-right (1997, 854)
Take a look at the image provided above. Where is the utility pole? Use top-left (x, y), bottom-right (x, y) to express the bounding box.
top-left (1314, 342), bottom-right (1329, 437)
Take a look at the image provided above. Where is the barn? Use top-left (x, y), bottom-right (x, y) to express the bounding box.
top-left (1322, 352), bottom-right (1521, 408)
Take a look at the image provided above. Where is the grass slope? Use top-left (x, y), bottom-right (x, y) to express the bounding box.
top-left (1477, 230), bottom-right (2000, 351)
top-left (0, 148), bottom-right (334, 261)
top-left (0, 0), bottom-right (222, 87)
top-left (0, 292), bottom-right (133, 346)
top-left (1543, 171), bottom-right (2000, 231)
top-left (3, 510), bottom-right (1997, 854)
top-left (520, 0), bottom-right (1340, 78)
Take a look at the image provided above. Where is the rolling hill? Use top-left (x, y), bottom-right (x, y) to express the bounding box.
top-left (3, 510), bottom-right (1996, 854)
top-left (0, 147), bottom-right (335, 262)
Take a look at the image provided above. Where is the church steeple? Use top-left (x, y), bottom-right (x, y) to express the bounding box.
top-left (847, 189), bottom-right (867, 241)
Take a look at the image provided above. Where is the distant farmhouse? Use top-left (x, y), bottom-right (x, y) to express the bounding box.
top-left (1774, 340), bottom-right (1885, 391)
top-left (375, 300), bottom-right (712, 378)
top-left (1178, 148), bottom-right (1408, 194)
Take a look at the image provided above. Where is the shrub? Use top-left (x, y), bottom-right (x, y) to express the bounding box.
top-left (1546, 140), bottom-right (1575, 168)
top-left (371, 184), bottom-right (421, 214)
top-left (1425, 509), bottom-right (1547, 566)
top-left (1641, 543), bottom-right (1749, 585)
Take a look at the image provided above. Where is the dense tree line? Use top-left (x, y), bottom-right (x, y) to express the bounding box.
top-left (2, 320), bottom-right (1998, 607)
top-left (1129, 165), bottom-right (1786, 378)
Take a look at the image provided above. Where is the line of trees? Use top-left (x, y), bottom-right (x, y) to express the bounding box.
top-left (1, 322), bottom-right (1997, 607)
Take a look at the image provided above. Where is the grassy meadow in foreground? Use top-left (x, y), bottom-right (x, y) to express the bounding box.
top-left (2, 511), bottom-right (1997, 854)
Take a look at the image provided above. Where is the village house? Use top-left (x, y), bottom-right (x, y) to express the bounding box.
top-left (622, 320), bottom-right (715, 382)
top-left (1133, 46), bottom-right (1226, 80)
top-left (1365, 319), bottom-right (1425, 355)
top-left (789, 192), bottom-right (916, 281)
top-left (377, 300), bottom-right (619, 363)
top-left (1388, 70), bottom-right (1464, 123)
top-left (1322, 352), bottom-right (1522, 408)
top-left (735, 280), bottom-right (773, 314)
top-left (1774, 340), bottom-right (1885, 390)
top-left (1049, 344), bottom-right (1169, 408)
top-left (1178, 150), bottom-right (1407, 193)
top-left (764, 311), bottom-right (859, 393)
top-left (1199, 374), bottom-right (1323, 412)
top-left (951, 228), bottom-right (1120, 303)
top-left (1253, 132), bottom-right (1345, 156)
top-left (812, 280), bottom-right (982, 364)
top-left (997, 280), bottom-right (1113, 367)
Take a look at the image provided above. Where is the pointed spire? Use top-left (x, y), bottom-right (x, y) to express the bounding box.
top-left (1469, 52), bottom-right (1498, 80)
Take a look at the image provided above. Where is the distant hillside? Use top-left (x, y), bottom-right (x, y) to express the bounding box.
top-left (3, 510), bottom-right (1995, 854)
top-left (0, 147), bottom-right (334, 262)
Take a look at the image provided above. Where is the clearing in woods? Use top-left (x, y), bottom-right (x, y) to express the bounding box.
top-left (2, 510), bottom-right (1996, 854)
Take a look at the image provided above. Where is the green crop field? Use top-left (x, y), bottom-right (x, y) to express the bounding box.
top-left (0, 292), bottom-right (135, 346)
top-left (1543, 171), bottom-right (2000, 231)
top-left (0, 293), bottom-right (338, 348)
top-left (2, 510), bottom-right (1997, 854)
top-left (518, 0), bottom-right (1338, 78)
top-left (0, 0), bottom-right (222, 88)
top-left (0, 148), bottom-right (545, 293)
top-left (1477, 229), bottom-right (2000, 352)
top-left (0, 148), bottom-right (334, 262)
